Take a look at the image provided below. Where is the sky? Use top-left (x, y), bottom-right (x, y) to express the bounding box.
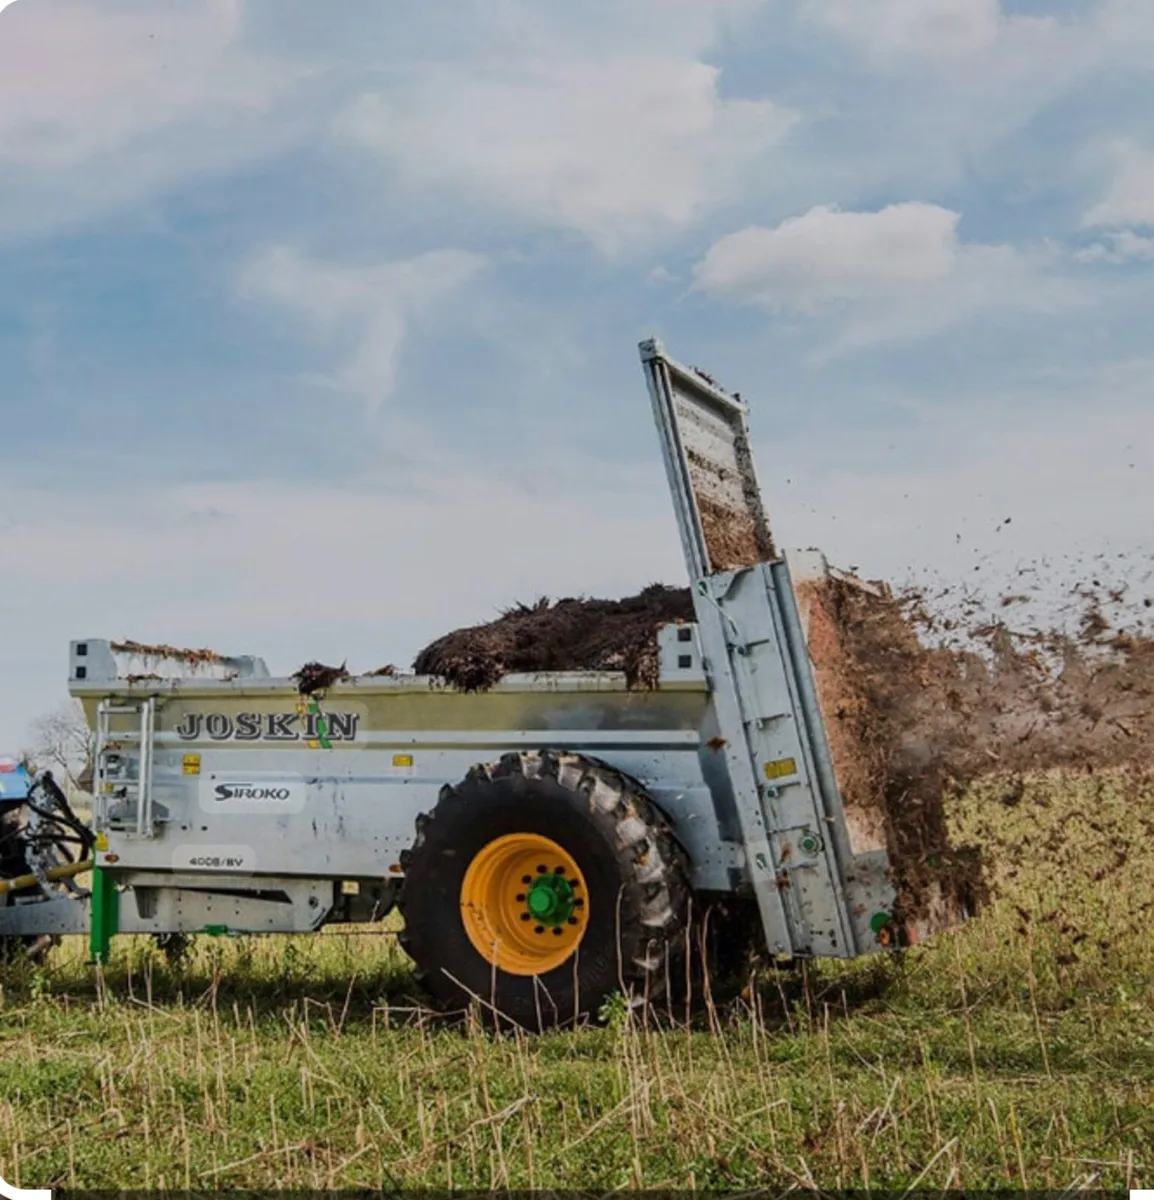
top-left (1, 0), bottom-right (1152, 750)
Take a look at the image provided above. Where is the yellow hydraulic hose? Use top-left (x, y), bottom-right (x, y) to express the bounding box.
top-left (0, 859), bottom-right (94, 897)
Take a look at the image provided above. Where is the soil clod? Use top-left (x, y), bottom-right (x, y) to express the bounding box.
top-left (111, 640), bottom-right (221, 666)
top-left (293, 661), bottom-right (350, 695)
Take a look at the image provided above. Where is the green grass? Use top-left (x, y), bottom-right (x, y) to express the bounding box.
top-left (0, 770), bottom-right (1152, 1190)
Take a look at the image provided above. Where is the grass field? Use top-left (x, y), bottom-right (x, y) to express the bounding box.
top-left (0, 770), bottom-right (1151, 1190)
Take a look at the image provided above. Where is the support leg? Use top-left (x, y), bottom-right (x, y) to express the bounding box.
top-left (88, 867), bottom-right (118, 965)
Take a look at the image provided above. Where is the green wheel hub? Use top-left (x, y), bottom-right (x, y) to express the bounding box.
top-left (525, 872), bottom-right (576, 926)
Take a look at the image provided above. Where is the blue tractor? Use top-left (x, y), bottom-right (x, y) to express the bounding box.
top-left (0, 757), bottom-right (72, 961)
top-left (0, 757), bottom-right (33, 807)
top-left (0, 757), bottom-right (35, 882)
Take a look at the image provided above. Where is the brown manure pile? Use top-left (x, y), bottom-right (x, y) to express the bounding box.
top-left (413, 585), bottom-right (694, 691)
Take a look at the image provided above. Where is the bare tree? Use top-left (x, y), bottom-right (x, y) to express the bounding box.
top-left (25, 700), bottom-right (95, 793)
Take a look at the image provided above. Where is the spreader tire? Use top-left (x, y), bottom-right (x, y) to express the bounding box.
top-left (397, 751), bottom-right (690, 1030)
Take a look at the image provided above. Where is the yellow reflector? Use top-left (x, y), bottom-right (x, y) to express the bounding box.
top-left (393, 754), bottom-right (413, 768)
top-left (95, 832), bottom-right (109, 852)
top-left (182, 753), bottom-right (201, 776)
top-left (764, 757), bottom-right (798, 781)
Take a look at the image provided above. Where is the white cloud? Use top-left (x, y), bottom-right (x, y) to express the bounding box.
top-left (1074, 229), bottom-right (1154, 264)
top-left (476, 0), bottom-right (766, 63)
top-left (337, 53), bottom-right (794, 254)
top-left (694, 202), bottom-right (1081, 349)
top-left (829, 243), bottom-right (1079, 351)
top-left (779, 8), bottom-right (1115, 212)
top-left (695, 202), bottom-right (960, 311)
top-left (802, 0), bottom-right (1006, 59)
top-left (1098, 0), bottom-right (1154, 50)
top-left (694, 202), bottom-right (1079, 347)
top-left (0, 0), bottom-right (789, 248)
top-left (1083, 140), bottom-right (1154, 229)
top-left (0, 0), bottom-right (306, 238)
top-left (238, 245), bottom-right (484, 414)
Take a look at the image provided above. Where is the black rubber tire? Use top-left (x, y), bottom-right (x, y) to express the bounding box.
top-left (397, 750), bottom-right (691, 1031)
top-left (0, 812), bottom-right (54, 966)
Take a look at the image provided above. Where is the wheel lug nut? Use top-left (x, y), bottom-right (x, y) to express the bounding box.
top-left (567, 917), bottom-right (578, 925)
top-left (554, 866), bottom-right (565, 874)
top-left (552, 927), bottom-right (562, 936)
top-left (521, 913), bottom-right (531, 921)
top-left (537, 865), bottom-right (547, 873)
top-left (521, 875), bottom-right (532, 884)
top-left (534, 925), bottom-right (545, 935)
top-left (516, 893), bottom-right (526, 902)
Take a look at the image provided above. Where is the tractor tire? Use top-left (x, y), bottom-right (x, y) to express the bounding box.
top-left (397, 750), bottom-right (691, 1031)
top-left (0, 811), bottom-right (55, 966)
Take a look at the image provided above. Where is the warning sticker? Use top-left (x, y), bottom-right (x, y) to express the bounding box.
top-left (764, 757), bottom-right (799, 780)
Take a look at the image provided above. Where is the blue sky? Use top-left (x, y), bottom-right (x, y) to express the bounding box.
top-left (1, 0), bottom-right (1152, 749)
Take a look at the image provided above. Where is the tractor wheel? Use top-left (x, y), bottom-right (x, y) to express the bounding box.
top-left (0, 816), bottom-right (56, 966)
top-left (397, 750), bottom-right (691, 1031)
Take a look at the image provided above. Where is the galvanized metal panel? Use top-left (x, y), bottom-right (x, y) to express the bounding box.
top-left (0, 895), bottom-right (90, 937)
top-left (76, 659), bottom-right (716, 901)
top-left (86, 720), bottom-right (738, 898)
top-left (640, 338), bottom-right (775, 576)
top-left (640, 339), bottom-right (898, 959)
top-left (71, 638), bottom-right (268, 685)
top-left (71, 628), bottom-right (738, 907)
top-left (0, 878), bottom-right (336, 939)
top-left (694, 567), bottom-right (857, 956)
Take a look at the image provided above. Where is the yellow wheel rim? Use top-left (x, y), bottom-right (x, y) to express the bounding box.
top-left (460, 833), bottom-right (589, 975)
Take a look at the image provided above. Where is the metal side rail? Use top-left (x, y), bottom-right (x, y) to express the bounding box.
top-left (95, 696), bottom-right (157, 837)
